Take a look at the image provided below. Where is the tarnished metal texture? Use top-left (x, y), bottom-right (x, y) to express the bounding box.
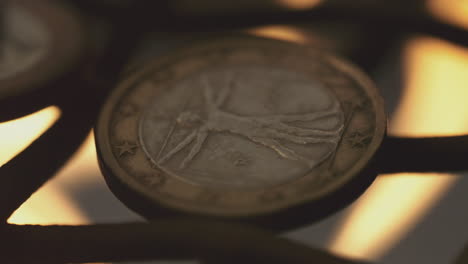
top-left (1, 1), bottom-right (468, 263)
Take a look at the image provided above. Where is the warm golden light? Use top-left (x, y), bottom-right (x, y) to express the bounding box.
top-left (275, 0), bottom-right (323, 10)
top-left (7, 185), bottom-right (88, 225)
top-left (8, 133), bottom-right (99, 225)
top-left (0, 106), bottom-right (91, 225)
top-left (329, 37), bottom-right (468, 260)
top-left (0, 106), bottom-right (60, 166)
top-left (392, 37), bottom-right (468, 137)
top-left (330, 173), bottom-right (457, 260)
top-left (6, 129), bottom-right (104, 264)
top-left (250, 25), bottom-right (308, 44)
top-left (428, 0), bottom-right (468, 29)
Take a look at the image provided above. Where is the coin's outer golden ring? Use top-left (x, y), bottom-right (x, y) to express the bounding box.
top-left (0, 0), bottom-right (85, 99)
top-left (96, 35), bottom-right (386, 229)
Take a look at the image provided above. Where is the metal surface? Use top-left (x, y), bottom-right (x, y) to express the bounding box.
top-left (1, 0), bottom-right (468, 263)
top-left (96, 35), bottom-right (385, 225)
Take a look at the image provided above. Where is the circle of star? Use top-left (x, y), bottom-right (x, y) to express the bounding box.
top-left (116, 141), bottom-right (138, 157)
top-left (347, 132), bottom-right (372, 148)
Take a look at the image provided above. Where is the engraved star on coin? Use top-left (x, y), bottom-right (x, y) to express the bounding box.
top-left (147, 174), bottom-right (165, 186)
top-left (196, 191), bottom-right (220, 203)
top-left (151, 71), bottom-right (173, 83)
top-left (95, 35), bottom-right (386, 227)
top-left (259, 191), bottom-right (284, 203)
top-left (116, 141), bottom-right (138, 157)
top-left (119, 103), bottom-right (138, 116)
top-left (322, 169), bottom-right (340, 180)
top-left (355, 98), bottom-right (371, 110)
top-left (341, 99), bottom-right (369, 113)
top-left (347, 131), bottom-right (372, 148)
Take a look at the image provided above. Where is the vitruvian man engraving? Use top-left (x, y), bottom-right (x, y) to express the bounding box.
top-left (158, 73), bottom-right (344, 169)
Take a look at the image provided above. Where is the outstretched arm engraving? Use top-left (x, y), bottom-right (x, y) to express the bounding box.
top-left (159, 130), bottom-right (197, 165)
top-left (257, 119), bottom-right (343, 138)
top-left (158, 74), bottom-right (344, 170)
top-left (215, 72), bottom-right (235, 106)
top-left (201, 76), bottom-right (217, 110)
top-left (260, 99), bottom-right (341, 123)
top-left (251, 137), bottom-right (320, 168)
top-left (201, 73), bottom-right (235, 110)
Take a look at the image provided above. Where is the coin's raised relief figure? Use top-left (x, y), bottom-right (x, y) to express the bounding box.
top-left (158, 73), bottom-right (344, 169)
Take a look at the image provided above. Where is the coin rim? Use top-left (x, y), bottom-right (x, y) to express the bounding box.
top-left (96, 35), bottom-right (386, 217)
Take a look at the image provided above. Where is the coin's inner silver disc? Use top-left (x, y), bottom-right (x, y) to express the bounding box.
top-left (139, 66), bottom-right (344, 190)
top-left (0, 5), bottom-right (50, 81)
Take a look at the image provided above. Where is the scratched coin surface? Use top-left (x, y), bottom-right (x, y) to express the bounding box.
top-left (96, 36), bottom-right (386, 217)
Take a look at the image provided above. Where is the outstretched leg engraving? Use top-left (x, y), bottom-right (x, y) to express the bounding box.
top-left (159, 130), bottom-right (197, 164)
top-left (251, 137), bottom-right (320, 168)
top-left (158, 73), bottom-right (344, 170)
top-left (180, 129), bottom-right (209, 169)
